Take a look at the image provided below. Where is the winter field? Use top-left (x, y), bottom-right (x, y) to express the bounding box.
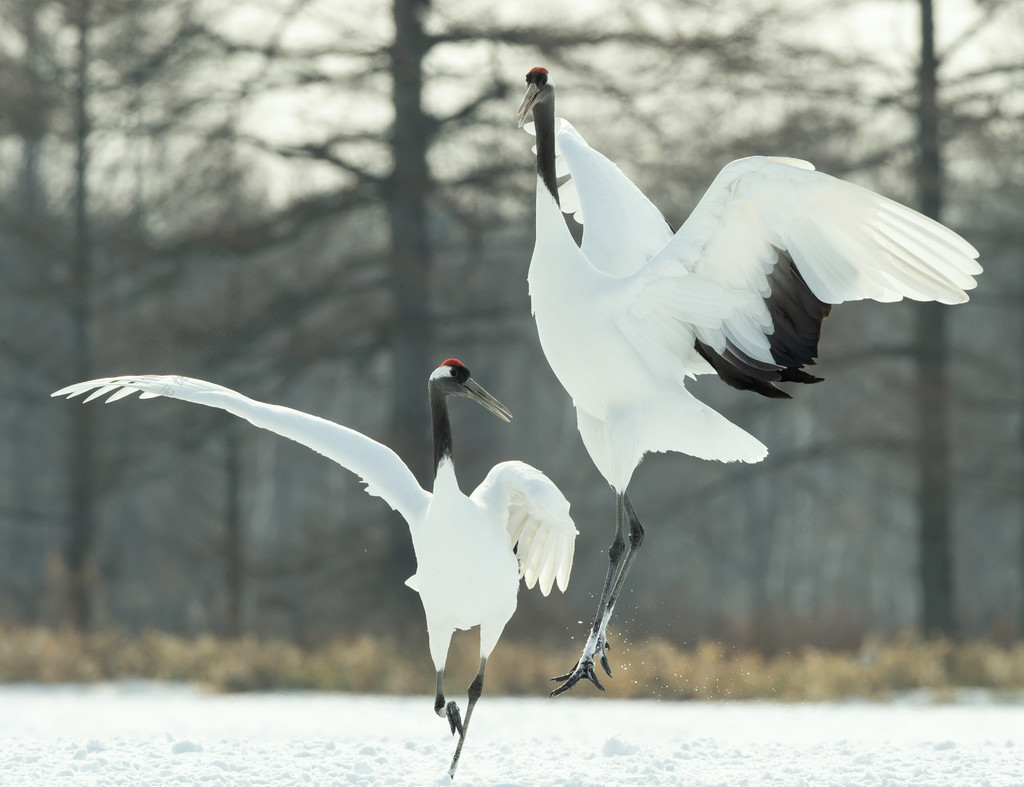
top-left (1, 682), bottom-right (1022, 785)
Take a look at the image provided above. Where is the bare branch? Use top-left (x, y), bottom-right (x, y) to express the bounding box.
top-left (231, 132), bottom-right (386, 184)
top-left (434, 79), bottom-right (510, 128)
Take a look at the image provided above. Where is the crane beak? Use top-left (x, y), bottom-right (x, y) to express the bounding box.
top-left (516, 83), bottom-right (540, 129)
top-left (462, 378), bottom-right (512, 422)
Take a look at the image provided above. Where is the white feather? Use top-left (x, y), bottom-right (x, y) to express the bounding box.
top-left (54, 375), bottom-right (430, 523)
top-left (525, 117), bottom-right (980, 485)
top-left (472, 461), bottom-right (577, 596)
top-left (53, 374), bottom-right (579, 682)
top-left (521, 72), bottom-right (979, 693)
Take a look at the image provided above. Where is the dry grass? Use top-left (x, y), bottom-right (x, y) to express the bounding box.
top-left (488, 636), bottom-right (1024, 701)
top-left (1, 626), bottom-right (1022, 700)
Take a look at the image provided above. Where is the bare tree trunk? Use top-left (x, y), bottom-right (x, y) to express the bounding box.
top-left (18, 0), bottom-right (41, 219)
top-left (377, 0), bottom-right (432, 622)
top-left (224, 425), bottom-right (244, 637)
top-left (64, 0), bottom-right (97, 631)
top-left (11, 1), bottom-right (43, 617)
top-left (914, 0), bottom-right (956, 639)
top-left (388, 0), bottom-right (433, 482)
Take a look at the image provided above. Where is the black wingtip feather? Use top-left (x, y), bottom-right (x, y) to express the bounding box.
top-left (694, 340), bottom-right (794, 399)
top-left (697, 248), bottom-right (831, 400)
top-left (765, 248), bottom-right (831, 371)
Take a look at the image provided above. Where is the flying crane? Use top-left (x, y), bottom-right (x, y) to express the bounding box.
top-left (517, 66), bottom-right (980, 696)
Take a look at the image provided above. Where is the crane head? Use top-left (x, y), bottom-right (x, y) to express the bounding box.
top-left (517, 66), bottom-right (553, 128)
top-left (430, 359), bottom-right (512, 422)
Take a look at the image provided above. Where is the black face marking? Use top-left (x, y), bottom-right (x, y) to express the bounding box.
top-left (446, 362), bottom-right (470, 384)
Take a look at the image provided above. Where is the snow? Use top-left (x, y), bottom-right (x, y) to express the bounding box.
top-left (1, 682), bottom-right (1022, 785)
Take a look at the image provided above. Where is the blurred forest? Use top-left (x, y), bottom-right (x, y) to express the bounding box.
top-left (1, 0), bottom-right (1022, 657)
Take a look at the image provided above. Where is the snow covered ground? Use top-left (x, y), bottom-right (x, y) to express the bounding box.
top-left (0, 682), bottom-right (1022, 785)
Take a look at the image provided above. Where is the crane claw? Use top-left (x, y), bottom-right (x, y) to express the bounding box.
top-left (551, 628), bottom-right (615, 695)
top-left (445, 700), bottom-right (464, 737)
top-left (550, 658), bottom-right (605, 696)
top-left (598, 632), bottom-right (613, 676)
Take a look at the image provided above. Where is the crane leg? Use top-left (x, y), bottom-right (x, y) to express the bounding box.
top-left (435, 670), bottom-right (463, 737)
top-left (595, 493), bottom-right (644, 674)
top-left (447, 657), bottom-right (486, 779)
top-left (551, 492), bottom-right (644, 696)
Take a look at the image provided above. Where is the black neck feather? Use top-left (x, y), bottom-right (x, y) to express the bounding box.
top-left (532, 99), bottom-right (560, 206)
top-left (429, 384), bottom-right (454, 475)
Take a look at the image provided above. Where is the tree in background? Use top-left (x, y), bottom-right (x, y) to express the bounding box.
top-left (914, 0), bottom-right (954, 639)
top-left (0, 0), bottom-right (1021, 648)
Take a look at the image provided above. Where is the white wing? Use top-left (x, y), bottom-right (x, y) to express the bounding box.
top-left (52, 375), bottom-right (431, 525)
top-left (470, 460), bottom-right (577, 596)
top-left (675, 156), bottom-right (980, 300)
top-left (633, 156), bottom-right (981, 373)
top-left (540, 125), bottom-right (981, 387)
top-left (539, 118), bottom-right (674, 276)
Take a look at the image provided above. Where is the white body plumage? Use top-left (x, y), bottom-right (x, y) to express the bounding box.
top-left (53, 372), bottom-right (576, 665)
top-left (517, 65), bottom-right (980, 696)
top-left (53, 364), bottom-right (577, 774)
top-left (410, 458), bottom-right (548, 667)
top-left (526, 118), bottom-right (981, 490)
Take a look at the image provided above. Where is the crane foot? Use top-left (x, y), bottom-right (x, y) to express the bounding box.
top-left (445, 700), bottom-right (464, 737)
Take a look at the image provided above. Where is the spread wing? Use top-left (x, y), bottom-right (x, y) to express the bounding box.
top-left (52, 375), bottom-right (432, 525)
top-left (626, 156), bottom-right (981, 394)
top-left (526, 118), bottom-right (674, 275)
top-left (541, 124), bottom-right (981, 396)
top-left (470, 460), bottom-right (577, 596)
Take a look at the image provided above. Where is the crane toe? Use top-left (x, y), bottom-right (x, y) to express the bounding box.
top-left (550, 658), bottom-right (605, 696)
top-left (599, 642), bottom-right (612, 678)
top-left (445, 700), bottom-right (464, 737)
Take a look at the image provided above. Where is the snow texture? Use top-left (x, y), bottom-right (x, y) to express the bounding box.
top-left (0, 682), bottom-right (1021, 785)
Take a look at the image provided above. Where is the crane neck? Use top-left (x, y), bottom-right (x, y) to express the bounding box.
top-left (429, 384), bottom-right (456, 479)
top-left (532, 99), bottom-right (560, 206)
